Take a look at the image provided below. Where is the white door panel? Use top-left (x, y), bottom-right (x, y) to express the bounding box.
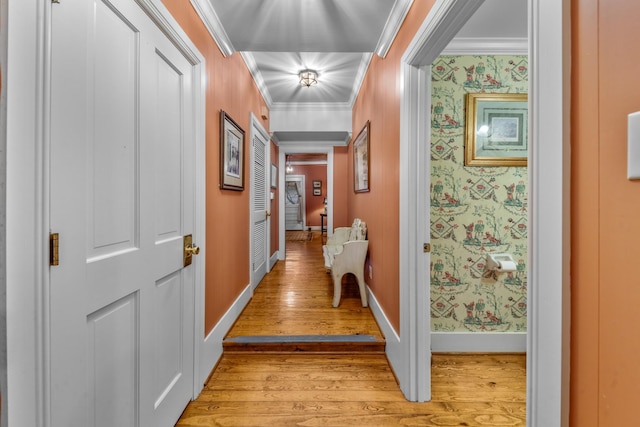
top-left (50, 0), bottom-right (196, 425)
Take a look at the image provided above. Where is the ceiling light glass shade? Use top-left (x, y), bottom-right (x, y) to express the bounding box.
top-left (299, 70), bottom-right (318, 87)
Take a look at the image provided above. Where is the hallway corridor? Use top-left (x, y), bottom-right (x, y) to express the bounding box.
top-left (175, 232), bottom-right (526, 426)
top-left (224, 231), bottom-right (384, 350)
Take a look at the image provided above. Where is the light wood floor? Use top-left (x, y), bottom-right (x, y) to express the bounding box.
top-left (176, 231), bottom-right (526, 426)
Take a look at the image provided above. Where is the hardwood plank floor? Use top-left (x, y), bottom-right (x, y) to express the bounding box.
top-left (176, 231), bottom-right (526, 426)
top-left (224, 232), bottom-right (384, 350)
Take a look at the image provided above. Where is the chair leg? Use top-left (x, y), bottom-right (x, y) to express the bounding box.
top-left (332, 271), bottom-right (343, 308)
top-left (355, 272), bottom-right (368, 307)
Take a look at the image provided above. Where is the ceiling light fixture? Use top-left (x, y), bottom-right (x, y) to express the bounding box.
top-left (286, 155), bottom-right (293, 173)
top-left (299, 70), bottom-right (318, 87)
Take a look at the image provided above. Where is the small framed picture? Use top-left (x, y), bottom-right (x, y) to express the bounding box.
top-left (353, 121), bottom-right (370, 193)
top-left (219, 110), bottom-right (245, 190)
top-left (313, 188), bottom-right (321, 196)
top-left (313, 180), bottom-right (321, 188)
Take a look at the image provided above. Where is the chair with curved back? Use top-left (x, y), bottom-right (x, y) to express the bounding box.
top-left (322, 219), bottom-right (368, 307)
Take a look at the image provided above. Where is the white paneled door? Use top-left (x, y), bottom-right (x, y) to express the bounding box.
top-left (250, 117), bottom-right (270, 290)
top-left (49, 0), bottom-right (197, 426)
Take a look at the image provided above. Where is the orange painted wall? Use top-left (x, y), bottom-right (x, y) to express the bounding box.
top-left (571, 0), bottom-right (640, 424)
top-left (162, 0), bottom-right (270, 335)
top-left (350, 0), bottom-right (434, 332)
top-left (333, 146), bottom-right (350, 227)
top-left (270, 141), bottom-right (279, 256)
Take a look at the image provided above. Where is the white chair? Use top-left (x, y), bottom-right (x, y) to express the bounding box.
top-left (322, 219), bottom-right (368, 307)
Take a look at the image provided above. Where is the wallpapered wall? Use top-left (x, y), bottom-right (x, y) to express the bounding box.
top-left (430, 55), bottom-right (529, 333)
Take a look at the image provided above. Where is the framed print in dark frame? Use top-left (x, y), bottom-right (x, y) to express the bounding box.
top-left (220, 110), bottom-right (245, 190)
top-left (353, 121), bottom-right (370, 193)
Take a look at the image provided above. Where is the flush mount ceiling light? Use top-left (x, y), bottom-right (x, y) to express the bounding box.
top-left (299, 70), bottom-right (318, 87)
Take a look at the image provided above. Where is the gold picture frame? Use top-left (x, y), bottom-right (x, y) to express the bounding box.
top-left (465, 93), bottom-right (528, 167)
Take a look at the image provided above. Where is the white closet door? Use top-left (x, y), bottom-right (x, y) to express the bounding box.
top-left (49, 0), bottom-right (197, 425)
top-left (251, 118), bottom-right (270, 289)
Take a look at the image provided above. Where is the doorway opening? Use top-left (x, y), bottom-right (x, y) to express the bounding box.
top-left (399, 0), bottom-right (569, 423)
top-left (278, 147), bottom-right (334, 261)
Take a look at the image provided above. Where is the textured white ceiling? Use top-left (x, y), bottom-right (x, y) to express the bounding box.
top-left (204, 0), bottom-right (527, 145)
top-left (208, 0), bottom-right (527, 107)
top-left (208, 0), bottom-right (396, 52)
top-left (250, 52), bottom-right (367, 104)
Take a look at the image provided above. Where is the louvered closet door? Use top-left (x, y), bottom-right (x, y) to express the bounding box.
top-left (251, 121), bottom-right (269, 289)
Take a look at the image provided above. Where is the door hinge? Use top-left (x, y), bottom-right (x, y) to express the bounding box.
top-left (423, 243), bottom-right (431, 253)
top-left (50, 233), bottom-right (60, 266)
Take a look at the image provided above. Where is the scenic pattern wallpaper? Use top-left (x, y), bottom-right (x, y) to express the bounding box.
top-left (429, 55), bottom-right (529, 333)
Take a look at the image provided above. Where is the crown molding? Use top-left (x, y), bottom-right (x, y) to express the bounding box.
top-left (189, 0), bottom-right (235, 57)
top-left (272, 132), bottom-right (351, 147)
top-left (442, 37), bottom-right (528, 55)
top-left (276, 139), bottom-right (350, 148)
top-left (375, 0), bottom-right (415, 58)
top-left (240, 52), bottom-right (273, 108)
top-left (348, 53), bottom-right (373, 107)
top-left (269, 102), bottom-right (353, 112)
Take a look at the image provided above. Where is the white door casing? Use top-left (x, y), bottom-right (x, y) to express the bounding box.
top-left (398, 0), bottom-right (570, 425)
top-left (48, 0), bottom-right (200, 425)
top-left (250, 113), bottom-right (270, 289)
top-left (284, 175), bottom-right (306, 231)
top-left (277, 146), bottom-right (334, 259)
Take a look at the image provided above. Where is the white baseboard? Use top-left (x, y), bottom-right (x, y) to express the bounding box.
top-left (269, 251), bottom-right (279, 270)
top-left (198, 283), bottom-right (253, 387)
top-left (367, 287), bottom-right (402, 376)
top-left (431, 332), bottom-right (526, 352)
top-left (368, 286), bottom-right (525, 398)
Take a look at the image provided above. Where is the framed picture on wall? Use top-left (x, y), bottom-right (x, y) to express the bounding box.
top-left (219, 110), bottom-right (245, 190)
top-left (313, 188), bottom-right (321, 196)
top-left (313, 180), bottom-right (321, 188)
top-left (353, 121), bottom-right (370, 193)
top-left (465, 93), bottom-right (528, 167)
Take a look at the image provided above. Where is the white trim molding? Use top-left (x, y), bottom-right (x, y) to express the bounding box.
top-left (199, 283), bottom-right (252, 386)
top-left (189, 0), bottom-right (234, 57)
top-left (241, 52), bottom-right (273, 108)
top-left (278, 146), bottom-right (334, 259)
top-left (398, 0), bottom-right (484, 403)
top-left (442, 37), bottom-right (528, 55)
top-left (375, 0), bottom-right (415, 58)
top-left (526, 0), bottom-right (571, 425)
top-left (431, 332), bottom-right (527, 353)
top-left (348, 53), bottom-right (374, 107)
top-left (367, 288), bottom-right (402, 370)
top-left (6, 0), bottom-right (52, 424)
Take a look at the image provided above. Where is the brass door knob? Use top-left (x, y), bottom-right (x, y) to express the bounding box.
top-left (265, 210), bottom-right (271, 217)
top-left (185, 244), bottom-right (200, 255)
